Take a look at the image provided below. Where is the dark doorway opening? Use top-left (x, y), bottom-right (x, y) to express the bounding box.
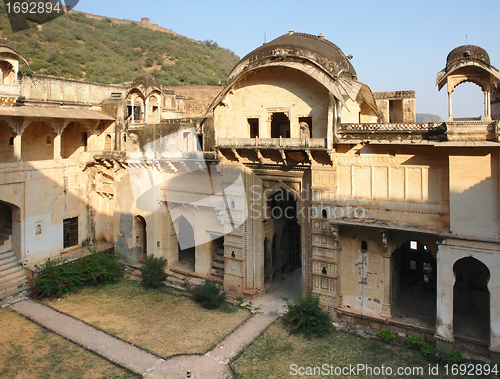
top-left (176, 216), bottom-right (195, 270)
top-left (133, 216), bottom-right (147, 263)
top-left (271, 112), bottom-right (290, 138)
top-left (391, 240), bottom-right (436, 328)
top-left (63, 217), bottom-right (78, 249)
top-left (453, 257), bottom-right (490, 343)
top-left (264, 189), bottom-right (301, 289)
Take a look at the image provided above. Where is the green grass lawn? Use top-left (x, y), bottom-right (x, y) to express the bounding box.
top-left (234, 320), bottom-right (495, 379)
top-left (43, 280), bottom-right (250, 357)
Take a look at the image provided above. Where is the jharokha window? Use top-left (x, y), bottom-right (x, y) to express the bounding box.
top-left (248, 118), bottom-right (259, 138)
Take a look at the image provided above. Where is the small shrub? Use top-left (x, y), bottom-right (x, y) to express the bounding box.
top-left (284, 293), bottom-right (334, 339)
top-left (191, 281), bottom-right (226, 309)
top-left (420, 342), bottom-right (436, 361)
top-left (405, 335), bottom-right (425, 350)
top-left (30, 247), bottom-right (122, 300)
top-left (378, 329), bottom-right (395, 343)
top-left (436, 348), bottom-right (463, 364)
top-left (140, 256), bottom-right (167, 289)
top-left (406, 335), bottom-right (436, 361)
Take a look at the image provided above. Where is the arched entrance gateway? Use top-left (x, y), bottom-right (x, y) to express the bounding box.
top-left (453, 257), bottom-right (490, 343)
top-left (264, 189), bottom-right (301, 291)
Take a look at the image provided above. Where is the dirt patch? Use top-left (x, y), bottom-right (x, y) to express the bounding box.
top-left (0, 307), bottom-right (138, 379)
top-left (43, 280), bottom-right (250, 358)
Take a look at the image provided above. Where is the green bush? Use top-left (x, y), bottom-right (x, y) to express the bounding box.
top-left (405, 335), bottom-right (436, 361)
top-left (30, 247), bottom-right (122, 300)
top-left (140, 256), bottom-right (167, 289)
top-left (405, 335), bottom-right (425, 350)
top-left (436, 348), bottom-right (463, 365)
top-left (378, 329), bottom-right (395, 343)
top-left (191, 281), bottom-right (226, 309)
top-left (284, 293), bottom-right (334, 339)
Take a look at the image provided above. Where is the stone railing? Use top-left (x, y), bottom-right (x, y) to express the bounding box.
top-left (217, 137), bottom-right (327, 149)
top-left (338, 122), bottom-right (446, 133)
top-left (0, 84), bottom-right (20, 97)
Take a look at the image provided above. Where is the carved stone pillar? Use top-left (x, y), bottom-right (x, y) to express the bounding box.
top-left (13, 134), bottom-right (21, 162)
top-left (435, 240), bottom-right (454, 350)
top-left (448, 90), bottom-right (453, 121)
top-left (380, 229), bottom-right (391, 318)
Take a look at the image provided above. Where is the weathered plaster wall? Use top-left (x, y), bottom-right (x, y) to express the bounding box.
top-left (335, 144), bottom-right (450, 231)
top-left (449, 151), bottom-right (500, 238)
top-left (338, 227), bottom-right (386, 317)
top-left (214, 67), bottom-right (329, 139)
top-left (22, 123), bottom-right (56, 161)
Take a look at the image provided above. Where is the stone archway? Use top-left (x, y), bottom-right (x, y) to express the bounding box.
top-left (453, 257), bottom-right (490, 343)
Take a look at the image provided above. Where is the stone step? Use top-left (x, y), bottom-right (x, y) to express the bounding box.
top-left (212, 261), bottom-right (224, 270)
top-left (0, 252), bottom-right (16, 265)
top-left (0, 259), bottom-right (21, 273)
top-left (213, 255), bottom-right (224, 262)
top-left (0, 264), bottom-right (24, 278)
top-left (165, 276), bottom-right (185, 286)
top-left (0, 278), bottom-right (29, 300)
top-left (211, 268), bottom-right (224, 277)
top-left (0, 268), bottom-right (26, 287)
top-left (166, 270), bottom-right (185, 280)
top-left (0, 250), bottom-right (15, 260)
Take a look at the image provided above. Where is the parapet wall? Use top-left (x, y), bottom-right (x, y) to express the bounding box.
top-left (68, 11), bottom-right (199, 43)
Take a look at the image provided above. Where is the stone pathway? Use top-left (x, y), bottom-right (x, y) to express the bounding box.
top-left (6, 271), bottom-right (302, 379)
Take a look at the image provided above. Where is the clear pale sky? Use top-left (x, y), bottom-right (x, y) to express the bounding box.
top-left (73, 0), bottom-right (499, 120)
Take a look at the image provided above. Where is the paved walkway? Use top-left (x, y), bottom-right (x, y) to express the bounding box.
top-left (7, 272), bottom-right (302, 379)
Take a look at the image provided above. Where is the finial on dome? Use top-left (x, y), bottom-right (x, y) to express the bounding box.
top-left (318, 33), bottom-right (324, 40)
top-left (289, 29), bottom-right (295, 35)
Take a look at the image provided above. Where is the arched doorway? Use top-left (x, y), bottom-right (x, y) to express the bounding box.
top-left (453, 257), bottom-right (490, 343)
top-left (391, 240), bottom-right (437, 328)
top-left (271, 112), bottom-right (290, 138)
top-left (264, 189), bottom-right (301, 289)
top-left (22, 122), bottom-right (55, 161)
top-left (132, 216), bottom-right (147, 263)
top-left (176, 216), bottom-right (195, 271)
top-left (0, 201), bottom-right (12, 253)
top-left (61, 122), bottom-right (88, 159)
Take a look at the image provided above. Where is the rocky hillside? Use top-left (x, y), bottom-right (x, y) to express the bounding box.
top-left (0, 8), bottom-right (239, 86)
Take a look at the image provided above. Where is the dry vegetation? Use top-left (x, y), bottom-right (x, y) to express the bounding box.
top-left (0, 308), bottom-right (137, 379)
top-left (43, 280), bottom-right (249, 357)
top-left (234, 321), bottom-right (491, 379)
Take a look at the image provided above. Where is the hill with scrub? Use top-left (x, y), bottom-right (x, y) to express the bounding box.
top-left (0, 8), bottom-right (239, 86)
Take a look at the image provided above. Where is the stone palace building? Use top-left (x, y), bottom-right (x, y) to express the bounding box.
top-left (0, 32), bottom-right (499, 360)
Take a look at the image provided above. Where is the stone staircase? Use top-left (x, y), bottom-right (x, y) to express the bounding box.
top-left (0, 250), bottom-right (28, 300)
top-left (0, 222), bottom-right (12, 251)
top-left (210, 248), bottom-right (225, 280)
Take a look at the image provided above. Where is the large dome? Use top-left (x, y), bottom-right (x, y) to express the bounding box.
top-left (446, 45), bottom-right (490, 71)
top-left (228, 31), bottom-right (357, 82)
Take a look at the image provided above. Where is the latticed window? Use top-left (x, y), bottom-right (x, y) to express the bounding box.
top-left (63, 217), bottom-right (78, 248)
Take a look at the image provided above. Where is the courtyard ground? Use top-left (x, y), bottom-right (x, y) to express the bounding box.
top-left (0, 307), bottom-right (138, 379)
top-left (41, 280), bottom-right (250, 357)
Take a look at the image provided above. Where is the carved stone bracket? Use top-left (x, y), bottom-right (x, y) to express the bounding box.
top-left (279, 149), bottom-right (287, 164)
top-left (254, 149), bottom-right (264, 164)
top-left (380, 229), bottom-right (388, 255)
top-left (231, 148), bottom-right (242, 161)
